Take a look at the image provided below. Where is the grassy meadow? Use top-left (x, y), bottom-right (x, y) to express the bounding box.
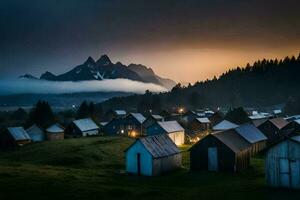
top-left (0, 136), bottom-right (298, 200)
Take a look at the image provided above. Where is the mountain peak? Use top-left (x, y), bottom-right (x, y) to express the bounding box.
top-left (97, 54), bottom-right (112, 66)
top-left (84, 56), bottom-right (96, 65)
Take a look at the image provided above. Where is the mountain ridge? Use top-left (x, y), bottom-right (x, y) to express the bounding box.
top-left (22, 55), bottom-right (176, 90)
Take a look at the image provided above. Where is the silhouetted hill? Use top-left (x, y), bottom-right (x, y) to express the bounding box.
top-left (100, 53), bottom-right (300, 111)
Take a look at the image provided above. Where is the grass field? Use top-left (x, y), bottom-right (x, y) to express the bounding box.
top-left (0, 136), bottom-right (298, 200)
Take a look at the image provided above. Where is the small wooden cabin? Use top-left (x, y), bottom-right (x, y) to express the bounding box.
top-left (189, 117), bottom-right (211, 134)
top-left (212, 120), bottom-right (239, 131)
top-left (264, 136), bottom-right (300, 189)
top-left (190, 130), bottom-right (251, 172)
top-left (26, 124), bottom-right (46, 142)
top-left (143, 114), bottom-right (164, 129)
top-left (208, 111), bottom-right (224, 126)
top-left (234, 124), bottom-right (268, 155)
top-left (258, 118), bottom-right (289, 144)
top-left (147, 121), bottom-right (185, 146)
top-left (0, 127), bottom-right (31, 149)
top-left (103, 118), bottom-right (124, 135)
top-left (125, 134), bottom-right (182, 176)
top-left (124, 113), bottom-right (146, 137)
top-left (105, 109), bottom-right (126, 121)
top-left (182, 111), bottom-right (200, 124)
top-left (69, 118), bottom-right (99, 137)
top-left (46, 124), bottom-right (64, 141)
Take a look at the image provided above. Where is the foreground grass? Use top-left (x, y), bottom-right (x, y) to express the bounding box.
top-left (0, 136), bottom-right (298, 200)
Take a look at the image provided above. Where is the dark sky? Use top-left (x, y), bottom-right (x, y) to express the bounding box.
top-left (1, 0), bottom-right (300, 82)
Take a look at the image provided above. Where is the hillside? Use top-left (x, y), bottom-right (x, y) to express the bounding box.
top-left (101, 54), bottom-right (300, 111)
top-left (0, 136), bottom-right (297, 200)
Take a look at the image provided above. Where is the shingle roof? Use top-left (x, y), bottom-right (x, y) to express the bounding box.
top-left (212, 130), bottom-right (251, 153)
top-left (7, 127), bottom-right (31, 141)
top-left (46, 124), bottom-right (64, 133)
top-left (73, 118), bottom-right (99, 132)
top-left (234, 124), bottom-right (267, 143)
top-left (137, 134), bottom-right (180, 158)
top-left (195, 117), bottom-right (210, 123)
top-left (212, 120), bottom-right (239, 131)
top-left (252, 119), bottom-right (267, 127)
top-left (157, 121), bottom-right (184, 133)
top-left (269, 118), bottom-right (289, 129)
top-left (129, 113), bottom-right (146, 124)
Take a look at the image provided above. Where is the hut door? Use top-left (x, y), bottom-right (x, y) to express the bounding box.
top-left (279, 158), bottom-right (290, 187)
top-left (208, 147), bottom-right (218, 171)
top-left (137, 153), bottom-right (141, 176)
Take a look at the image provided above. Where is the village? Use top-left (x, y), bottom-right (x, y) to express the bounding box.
top-left (0, 101), bottom-right (299, 193)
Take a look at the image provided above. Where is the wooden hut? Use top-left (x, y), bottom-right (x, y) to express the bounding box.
top-left (190, 130), bottom-right (251, 172)
top-left (124, 113), bottom-right (146, 137)
top-left (189, 117), bottom-right (211, 133)
top-left (26, 124), bottom-right (46, 142)
top-left (234, 124), bottom-right (268, 155)
top-left (0, 127), bottom-right (31, 149)
top-left (69, 118), bottom-right (99, 137)
top-left (208, 111), bottom-right (224, 126)
top-left (146, 121), bottom-right (185, 146)
top-left (125, 134), bottom-right (182, 176)
top-left (212, 120), bottom-right (239, 131)
top-left (258, 118), bottom-right (289, 144)
top-left (264, 135), bottom-right (300, 189)
top-left (103, 118), bottom-right (124, 135)
top-left (105, 109), bottom-right (126, 121)
top-left (46, 123), bottom-right (64, 141)
top-left (143, 114), bottom-right (164, 129)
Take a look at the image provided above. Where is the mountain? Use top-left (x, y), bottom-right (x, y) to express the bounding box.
top-left (100, 54), bottom-right (300, 111)
top-left (19, 74), bottom-right (38, 80)
top-left (34, 55), bottom-right (176, 89)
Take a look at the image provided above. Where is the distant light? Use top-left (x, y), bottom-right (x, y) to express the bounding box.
top-left (121, 129), bottom-right (124, 134)
top-left (179, 107), bottom-right (184, 113)
top-left (72, 105), bottom-right (76, 108)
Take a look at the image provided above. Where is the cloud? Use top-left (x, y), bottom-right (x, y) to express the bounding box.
top-left (0, 79), bottom-right (167, 95)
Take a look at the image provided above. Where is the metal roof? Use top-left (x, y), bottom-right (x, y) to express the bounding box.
top-left (99, 122), bottom-right (108, 126)
top-left (26, 124), bottom-right (44, 136)
top-left (195, 117), bottom-right (210, 123)
top-left (151, 114), bottom-right (163, 120)
top-left (138, 134), bottom-right (180, 158)
top-left (292, 135), bottom-right (300, 143)
top-left (73, 118), bottom-right (99, 132)
top-left (129, 113), bottom-right (146, 124)
top-left (46, 123), bottom-right (64, 133)
top-left (212, 130), bottom-right (251, 153)
top-left (234, 124), bottom-right (267, 143)
top-left (115, 110), bottom-right (126, 115)
top-left (157, 121), bottom-right (184, 133)
top-left (212, 120), bottom-right (239, 131)
top-left (7, 127), bottom-right (31, 141)
top-left (268, 118), bottom-right (289, 129)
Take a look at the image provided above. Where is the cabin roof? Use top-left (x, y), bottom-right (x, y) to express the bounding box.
top-left (99, 122), bottom-right (108, 126)
top-left (127, 134), bottom-right (180, 158)
top-left (46, 123), bottom-right (64, 133)
top-left (234, 124), bottom-right (267, 143)
top-left (291, 135), bottom-right (300, 143)
top-left (7, 127), bottom-right (31, 141)
top-left (252, 119), bottom-right (267, 127)
top-left (129, 113), bottom-right (146, 124)
top-left (151, 114), bottom-right (163, 120)
top-left (212, 120), bottom-right (239, 131)
top-left (157, 121), bottom-right (184, 133)
top-left (26, 124), bottom-right (44, 136)
top-left (195, 117), bottom-right (210, 123)
top-left (268, 118), bottom-right (289, 129)
top-left (212, 130), bottom-right (251, 153)
top-left (114, 110), bottom-right (126, 115)
top-left (73, 118), bottom-right (99, 132)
